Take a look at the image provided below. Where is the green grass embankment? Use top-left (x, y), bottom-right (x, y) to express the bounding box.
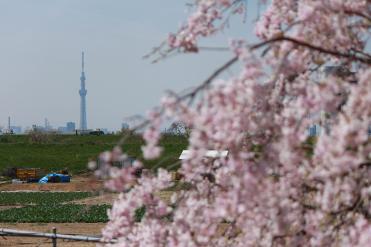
top-left (0, 134), bottom-right (188, 174)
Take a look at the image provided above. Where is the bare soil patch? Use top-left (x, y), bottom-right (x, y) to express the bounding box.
top-left (69, 193), bottom-right (117, 205)
top-left (0, 175), bottom-right (103, 192)
top-left (0, 206), bottom-right (22, 211)
top-left (0, 223), bottom-right (106, 247)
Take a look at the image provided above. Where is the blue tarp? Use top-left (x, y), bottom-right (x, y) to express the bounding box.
top-left (38, 173), bottom-right (70, 183)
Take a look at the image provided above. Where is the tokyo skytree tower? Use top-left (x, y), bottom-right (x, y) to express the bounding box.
top-left (79, 52), bottom-right (87, 130)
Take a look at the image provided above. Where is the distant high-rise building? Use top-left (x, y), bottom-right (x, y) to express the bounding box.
top-left (79, 52), bottom-right (88, 130)
top-left (58, 127), bottom-right (67, 133)
top-left (66, 122), bottom-right (76, 132)
top-left (44, 118), bottom-right (52, 131)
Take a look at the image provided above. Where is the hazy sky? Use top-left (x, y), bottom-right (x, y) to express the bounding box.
top-left (0, 0), bottom-right (258, 130)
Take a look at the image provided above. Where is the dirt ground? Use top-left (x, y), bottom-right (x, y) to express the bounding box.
top-left (69, 193), bottom-right (117, 205)
top-left (0, 175), bottom-right (111, 246)
top-left (0, 223), bottom-right (107, 247)
top-left (0, 175), bottom-right (179, 246)
top-left (0, 175), bottom-right (103, 192)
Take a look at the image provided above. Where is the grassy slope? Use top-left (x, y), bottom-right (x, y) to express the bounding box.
top-left (0, 134), bottom-right (187, 174)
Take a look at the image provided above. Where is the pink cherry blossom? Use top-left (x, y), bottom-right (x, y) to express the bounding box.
top-left (101, 1), bottom-right (371, 246)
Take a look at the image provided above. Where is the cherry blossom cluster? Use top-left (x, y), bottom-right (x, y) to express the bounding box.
top-left (141, 110), bottom-right (163, 160)
top-left (168, 0), bottom-right (245, 52)
top-left (101, 1), bottom-right (370, 246)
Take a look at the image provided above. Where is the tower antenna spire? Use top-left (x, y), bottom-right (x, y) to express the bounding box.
top-left (82, 51), bottom-right (84, 72)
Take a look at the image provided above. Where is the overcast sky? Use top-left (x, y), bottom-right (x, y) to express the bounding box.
top-left (0, 0), bottom-right (258, 131)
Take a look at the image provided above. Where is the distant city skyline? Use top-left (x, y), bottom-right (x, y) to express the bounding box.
top-left (0, 1), bottom-right (258, 130)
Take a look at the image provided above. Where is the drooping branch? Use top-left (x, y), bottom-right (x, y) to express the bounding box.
top-left (344, 9), bottom-right (371, 23)
top-left (179, 56), bottom-right (238, 102)
top-left (251, 36), bottom-right (371, 65)
top-left (119, 33), bottom-right (371, 147)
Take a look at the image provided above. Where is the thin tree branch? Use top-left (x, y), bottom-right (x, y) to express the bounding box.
top-left (251, 36), bottom-right (371, 64)
top-left (344, 10), bottom-right (371, 22)
top-left (116, 34), bottom-right (370, 168)
top-left (179, 56), bottom-right (238, 102)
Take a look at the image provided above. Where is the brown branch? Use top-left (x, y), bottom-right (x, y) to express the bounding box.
top-left (351, 48), bottom-right (371, 60)
top-left (179, 56), bottom-right (238, 102)
top-left (359, 161), bottom-right (371, 169)
top-left (115, 56), bottom-right (238, 153)
top-left (331, 195), bottom-right (364, 231)
top-left (272, 230), bottom-right (306, 245)
top-left (121, 35), bottom-right (369, 142)
top-left (344, 10), bottom-right (371, 23)
top-left (118, 34), bottom-right (370, 166)
top-left (250, 36), bottom-right (371, 64)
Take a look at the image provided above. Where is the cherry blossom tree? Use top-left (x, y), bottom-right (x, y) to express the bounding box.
top-left (98, 1), bottom-right (370, 246)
